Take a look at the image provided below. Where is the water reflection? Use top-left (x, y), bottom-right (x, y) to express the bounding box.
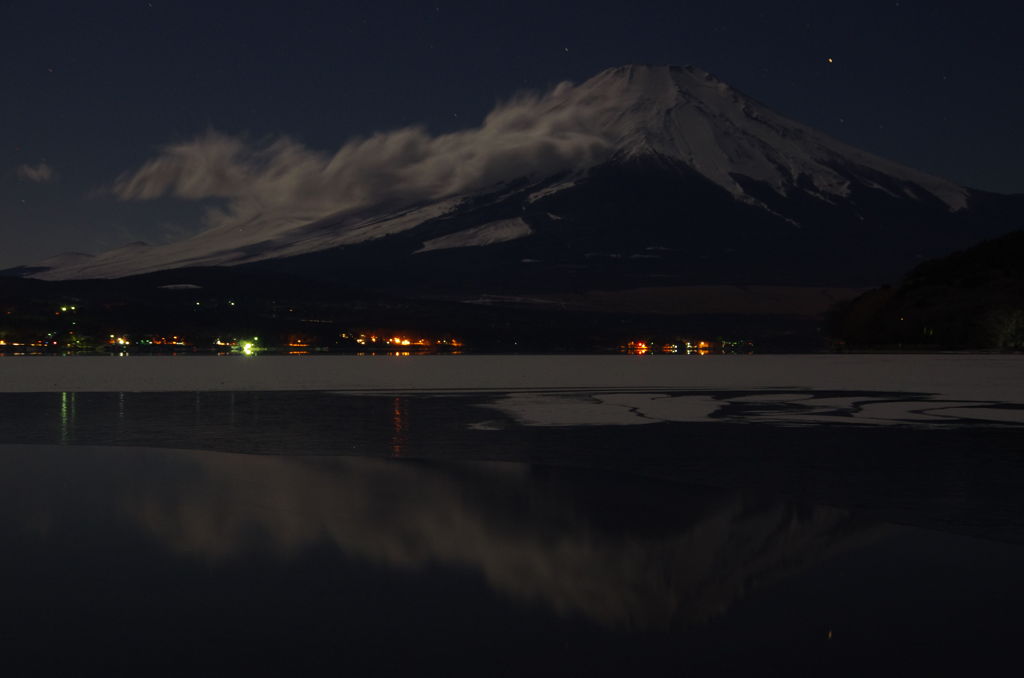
top-left (0, 444), bottom-right (880, 629)
top-left (392, 396), bottom-right (406, 456)
top-left (58, 391), bottom-right (76, 443)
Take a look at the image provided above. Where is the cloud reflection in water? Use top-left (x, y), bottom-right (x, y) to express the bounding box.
top-left (0, 444), bottom-right (882, 629)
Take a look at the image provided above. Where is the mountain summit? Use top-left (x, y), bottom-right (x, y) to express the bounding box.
top-left (513, 64), bottom-right (966, 213)
top-left (577, 65), bottom-right (966, 209)
top-left (22, 65), bottom-right (1022, 287)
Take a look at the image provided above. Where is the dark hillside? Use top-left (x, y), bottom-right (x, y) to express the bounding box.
top-left (826, 230), bottom-right (1024, 349)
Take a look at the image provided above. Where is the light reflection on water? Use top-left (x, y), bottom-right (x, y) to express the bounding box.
top-left (392, 396), bottom-right (406, 456)
top-left (3, 389), bottom-right (1021, 548)
top-left (58, 391), bottom-right (75, 443)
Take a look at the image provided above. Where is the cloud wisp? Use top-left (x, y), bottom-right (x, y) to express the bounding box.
top-left (112, 81), bottom-right (618, 241)
top-left (16, 161), bottom-right (56, 183)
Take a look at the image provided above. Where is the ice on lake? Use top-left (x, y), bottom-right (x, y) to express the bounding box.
top-left (1, 353), bottom-right (1023, 674)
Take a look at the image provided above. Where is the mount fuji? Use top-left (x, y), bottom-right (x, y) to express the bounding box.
top-left (18, 65), bottom-right (1024, 293)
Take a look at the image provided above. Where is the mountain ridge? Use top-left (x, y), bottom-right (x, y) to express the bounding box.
top-left (13, 64), bottom-right (1021, 288)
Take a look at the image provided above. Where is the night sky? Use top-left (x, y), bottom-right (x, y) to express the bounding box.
top-left (2, 0), bottom-right (1022, 269)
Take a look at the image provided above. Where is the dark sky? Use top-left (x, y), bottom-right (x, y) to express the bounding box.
top-left (2, 0), bottom-right (1022, 268)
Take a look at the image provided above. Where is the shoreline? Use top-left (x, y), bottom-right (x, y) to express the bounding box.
top-left (0, 353), bottom-right (1021, 399)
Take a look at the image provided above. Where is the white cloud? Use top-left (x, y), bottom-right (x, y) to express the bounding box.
top-left (112, 80), bottom-right (620, 240)
top-left (16, 161), bottom-right (56, 183)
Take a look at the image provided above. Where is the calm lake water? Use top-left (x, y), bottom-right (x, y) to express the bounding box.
top-left (1, 375), bottom-right (1023, 675)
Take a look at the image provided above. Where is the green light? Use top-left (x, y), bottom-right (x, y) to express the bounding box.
top-left (59, 392), bottom-right (75, 443)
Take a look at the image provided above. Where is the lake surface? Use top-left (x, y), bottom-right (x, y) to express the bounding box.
top-left (1, 356), bottom-right (1023, 675)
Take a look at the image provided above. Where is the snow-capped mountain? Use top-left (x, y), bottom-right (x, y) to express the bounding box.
top-left (21, 65), bottom-right (1022, 287)
top-left (542, 65), bottom-right (967, 210)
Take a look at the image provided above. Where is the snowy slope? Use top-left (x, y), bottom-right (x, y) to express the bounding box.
top-left (30, 64), bottom-right (976, 281)
top-left (33, 251), bottom-right (95, 269)
top-left (559, 65), bottom-right (967, 210)
top-left (30, 200), bottom-right (463, 281)
top-left (416, 218), bottom-right (532, 253)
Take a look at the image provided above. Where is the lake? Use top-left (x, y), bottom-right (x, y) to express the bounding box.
top-left (0, 355), bottom-right (1022, 675)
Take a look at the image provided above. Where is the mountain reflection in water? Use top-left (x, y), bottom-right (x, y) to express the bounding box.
top-left (0, 444), bottom-right (879, 629)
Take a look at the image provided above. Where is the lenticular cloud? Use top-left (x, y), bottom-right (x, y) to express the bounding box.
top-left (112, 83), bottom-right (615, 240)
